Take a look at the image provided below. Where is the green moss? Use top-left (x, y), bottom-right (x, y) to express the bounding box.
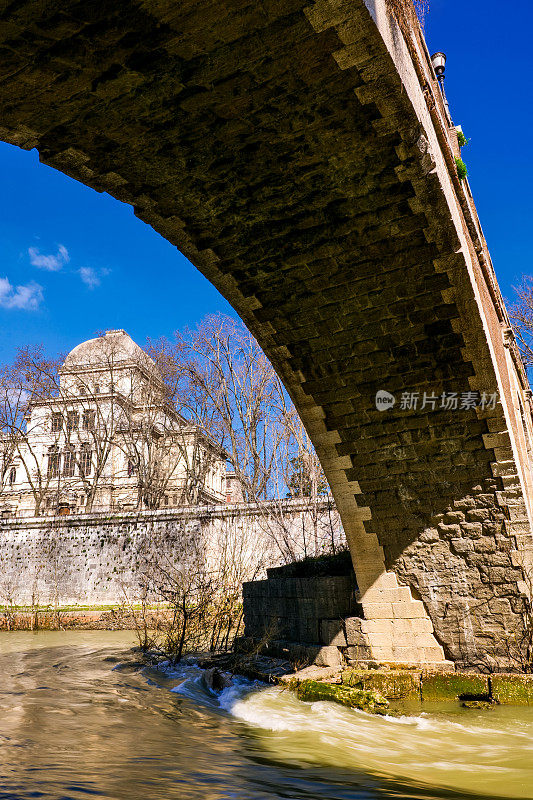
top-left (421, 673), bottom-right (488, 702)
top-left (491, 675), bottom-right (533, 706)
top-left (342, 669), bottom-right (419, 699)
top-left (293, 679), bottom-right (389, 713)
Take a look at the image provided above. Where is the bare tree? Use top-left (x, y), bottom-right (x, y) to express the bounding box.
top-left (0, 346), bottom-right (64, 515)
top-left (148, 314), bottom-right (343, 561)
top-left (148, 315), bottom-right (287, 502)
top-left (511, 277), bottom-right (533, 371)
top-left (121, 511), bottom-right (272, 662)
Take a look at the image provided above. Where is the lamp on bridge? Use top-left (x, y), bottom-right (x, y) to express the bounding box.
top-left (431, 51), bottom-right (451, 120)
top-left (431, 51), bottom-right (446, 78)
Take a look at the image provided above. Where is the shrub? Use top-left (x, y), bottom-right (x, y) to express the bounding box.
top-left (455, 157), bottom-right (468, 180)
top-left (456, 129), bottom-right (468, 148)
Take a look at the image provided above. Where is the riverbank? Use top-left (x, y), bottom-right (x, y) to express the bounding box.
top-left (0, 606), bottom-right (163, 631)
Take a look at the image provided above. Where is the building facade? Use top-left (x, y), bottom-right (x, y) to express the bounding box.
top-left (0, 330), bottom-right (227, 517)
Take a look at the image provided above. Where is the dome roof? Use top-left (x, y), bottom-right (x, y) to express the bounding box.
top-left (62, 330), bottom-right (157, 373)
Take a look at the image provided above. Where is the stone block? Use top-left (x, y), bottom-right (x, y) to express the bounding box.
top-left (491, 675), bottom-right (533, 705)
top-left (392, 600), bottom-right (426, 619)
top-left (437, 523), bottom-right (461, 539)
top-left (342, 669), bottom-right (420, 699)
top-left (450, 538), bottom-right (474, 555)
top-left (355, 617), bottom-right (392, 638)
top-left (408, 617), bottom-right (434, 634)
top-left (319, 618), bottom-right (347, 647)
top-left (453, 498), bottom-right (477, 510)
top-left (314, 646), bottom-right (342, 668)
top-left (460, 522), bottom-right (483, 537)
top-left (367, 646), bottom-right (395, 663)
top-left (419, 528), bottom-right (439, 543)
top-left (362, 602), bottom-right (393, 619)
top-left (421, 673), bottom-right (489, 701)
top-left (483, 432), bottom-right (511, 449)
top-left (466, 509), bottom-right (491, 522)
top-left (344, 644), bottom-right (373, 663)
top-left (443, 511), bottom-right (466, 524)
top-left (371, 572), bottom-right (397, 589)
top-left (389, 646), bottom-right (424, 664)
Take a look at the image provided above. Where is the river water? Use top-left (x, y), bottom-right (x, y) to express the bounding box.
top-left (0, 632), bottom-right (532, 800)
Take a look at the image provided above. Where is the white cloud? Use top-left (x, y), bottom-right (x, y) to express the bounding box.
top-left (79, 266), bottom-right (101, 289)
top-left (28, 244), bottom-right (70, 272)
top-left (79, 266), bottom-right (110, 289)
top-left (0, 277), bottom-right (43, 311)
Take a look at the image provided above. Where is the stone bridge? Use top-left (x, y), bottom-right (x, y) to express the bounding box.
top-left (1, 0), bottom-right (532, 668)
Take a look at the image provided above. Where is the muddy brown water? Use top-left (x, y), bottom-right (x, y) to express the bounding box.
top-left (0, 631), bottom-right (531, 800)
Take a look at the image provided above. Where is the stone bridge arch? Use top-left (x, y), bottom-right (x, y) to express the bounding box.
top-left (1, 0), bottom-right (532, 668)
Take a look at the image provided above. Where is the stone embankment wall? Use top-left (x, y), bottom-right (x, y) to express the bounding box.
top-left (0, 499), bottom-right (343, 607)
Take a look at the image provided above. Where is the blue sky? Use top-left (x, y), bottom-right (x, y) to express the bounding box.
top-left (0, 0), bottom-right (531, 362)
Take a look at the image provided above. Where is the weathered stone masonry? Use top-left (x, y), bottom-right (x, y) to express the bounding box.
top-left (243, 562), bottom-right (372, 668)
top-left (0, 500), bottom-right (343, 606)
top-left (0, 0), bottom-right (532, 667)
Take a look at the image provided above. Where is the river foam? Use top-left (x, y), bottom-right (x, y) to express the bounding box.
top-left (157, 661), bottom-right (533, 799)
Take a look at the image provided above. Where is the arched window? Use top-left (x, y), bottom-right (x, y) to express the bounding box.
top-left (79, 444), bottom-right (92, 477)
top-left (95, 384), bottom-right (100, 395)
top-left (47, 446), bottom-right (60, 478)
top-left (8, 466), bottom-right (16, 486)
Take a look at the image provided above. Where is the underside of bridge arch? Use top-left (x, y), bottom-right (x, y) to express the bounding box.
top-left (1, 0), bottom-right (532, 668)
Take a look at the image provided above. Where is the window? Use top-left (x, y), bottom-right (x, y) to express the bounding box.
top-left (51, 413), bottom-right (62, 433)
top-left (83, 410), bottom-right (95, 431)
top-left (8, 466), bottom-right (16, 486)
top-left (66, 411), bottom-right (79, 431)
top-left (163, 495), bottom-right (168, 506)
top-left (95, 384), bottom-right (100, 395)
top-left (79, 444), bottom-right (92, 477)
top-left (63, 447), bottom-right (76, 477)
top-left (127, 460), bottom-right (135, 477)
top-left (47, 446), bottom-right (60, 478)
